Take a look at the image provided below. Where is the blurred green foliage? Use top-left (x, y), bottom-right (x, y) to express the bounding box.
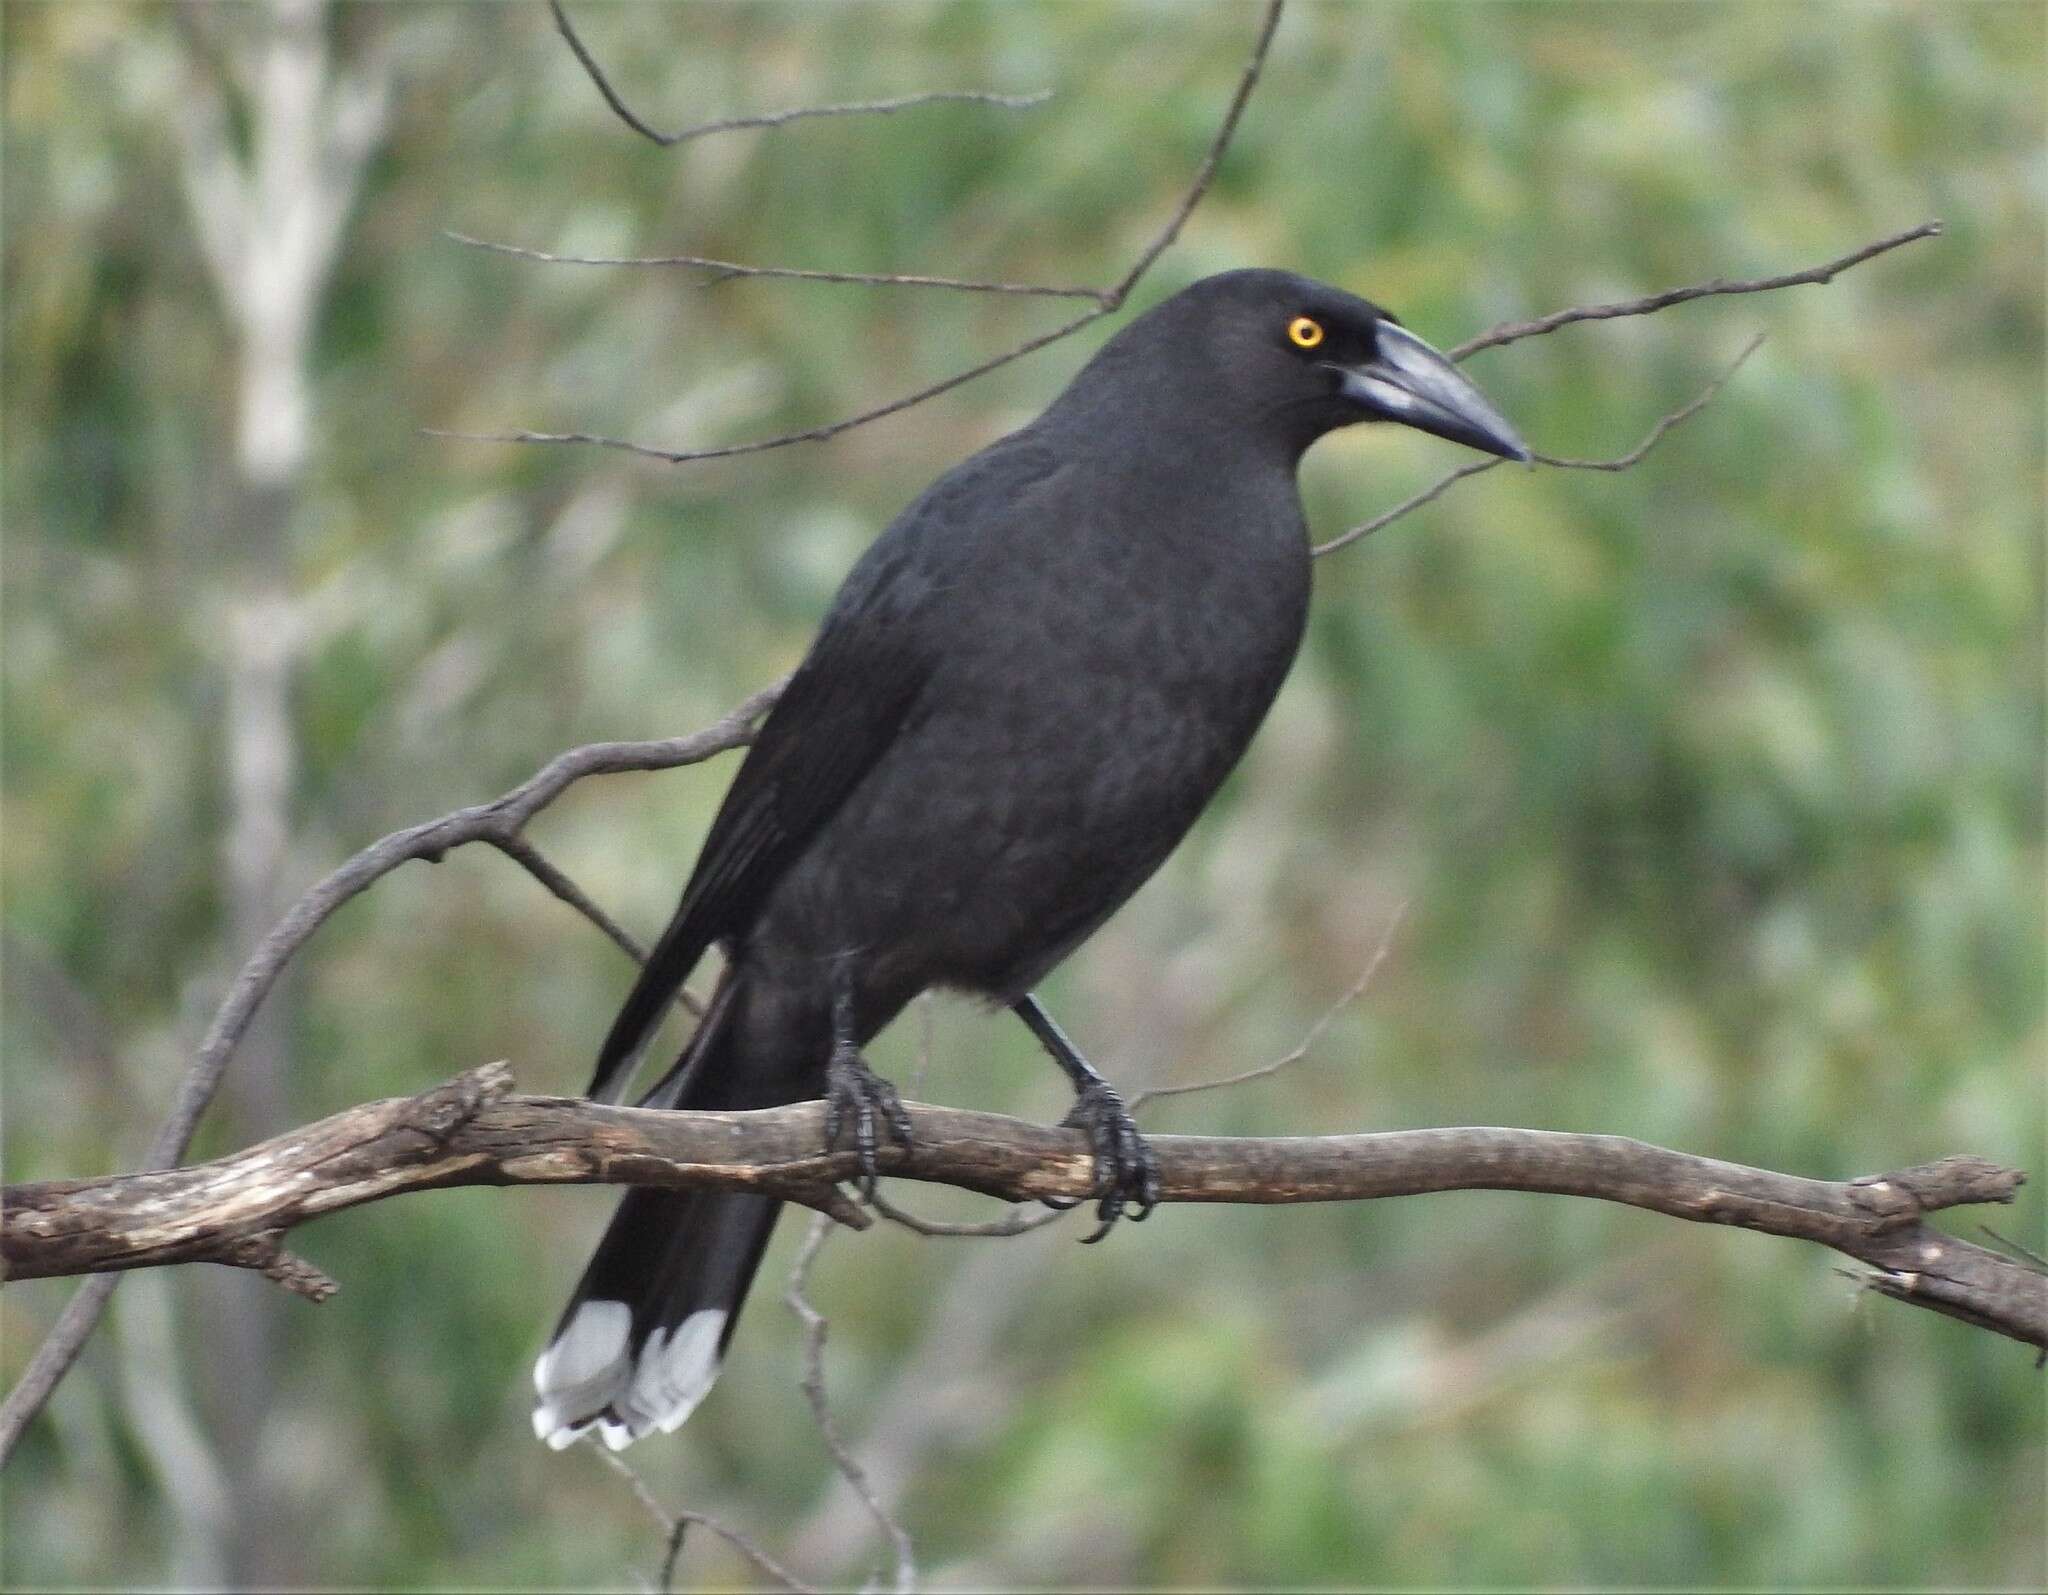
top-left (4, 2), bottom-right (2042, 1588)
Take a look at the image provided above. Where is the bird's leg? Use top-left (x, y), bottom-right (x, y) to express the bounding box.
top-left (822, 962), bottom-right (913, 1200)
top-left (1011, 994), bottom-right (1160, 1242)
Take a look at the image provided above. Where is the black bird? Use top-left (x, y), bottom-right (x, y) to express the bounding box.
top-left (532, 268), bottom-right (1528, 1449)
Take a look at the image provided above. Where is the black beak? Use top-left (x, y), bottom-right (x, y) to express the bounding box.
top-left (1337, 322), bottom-right (1531, 463)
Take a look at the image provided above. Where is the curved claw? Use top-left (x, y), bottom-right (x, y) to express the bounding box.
top-left (1060, 1078), bottom-right (1159, 1242)
top-left (824, 1046), bottom-right (914, 1201)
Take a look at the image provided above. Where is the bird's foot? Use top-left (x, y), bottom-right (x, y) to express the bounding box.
top-left (1059, 1078), bottom-right (1159, 1243)
top-left (823, 1044), bottom-right (914, 1200)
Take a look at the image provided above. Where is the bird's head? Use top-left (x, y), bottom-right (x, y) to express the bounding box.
top-left (1092, 268), bottom-right (1530, 465)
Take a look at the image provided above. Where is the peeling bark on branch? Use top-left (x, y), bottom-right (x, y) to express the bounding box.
top-left (5, 1064), bottom-right (2037, 1353)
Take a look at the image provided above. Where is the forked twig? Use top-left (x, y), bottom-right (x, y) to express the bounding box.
top-left (437, 2), bottom-right (1289, 466)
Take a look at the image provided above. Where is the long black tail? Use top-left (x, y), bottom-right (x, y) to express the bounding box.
top-left (532, 977), bottom-right (784, 1451)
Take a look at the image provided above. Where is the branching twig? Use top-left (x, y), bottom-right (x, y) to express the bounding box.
top-left (423, 309), bottom-right (1107, 466)
top-left (437, 2), bottom-right (1288, 466)
top-left (5, 1065), bottom-right (2038, 1354)
top-left (549, 0), bottom-right (1046, 149)
top-left (468, 4), bottom-right (1940, 485)
top-left (784, 1215), bottom-right (917, 1593)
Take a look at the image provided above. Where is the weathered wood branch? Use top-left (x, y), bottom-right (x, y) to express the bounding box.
top-left (5, 1063), bottom-right (2038, 1353)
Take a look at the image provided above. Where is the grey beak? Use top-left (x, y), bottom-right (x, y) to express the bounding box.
top-left (1338, 321), bottom-right (1531, 463)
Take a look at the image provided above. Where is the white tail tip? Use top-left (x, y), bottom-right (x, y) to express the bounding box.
top-left (531, 1303), bottom-right (727, 1451)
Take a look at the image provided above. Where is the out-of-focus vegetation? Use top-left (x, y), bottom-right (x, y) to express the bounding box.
top-left (4, 2), bottom-right (2042, 1588)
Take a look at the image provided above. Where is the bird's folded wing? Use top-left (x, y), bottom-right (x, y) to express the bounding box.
top-left (584, 612), bottom-right (931, 1102)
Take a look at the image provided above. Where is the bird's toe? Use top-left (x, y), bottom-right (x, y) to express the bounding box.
top-left (824, 1046), bottom-right (912, 1199)
top-left (1060, 1079), bottom-right (1158, 1241)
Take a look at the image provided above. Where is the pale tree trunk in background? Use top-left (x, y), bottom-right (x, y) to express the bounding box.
top-left (170, 3), bottom-right (391, 1582)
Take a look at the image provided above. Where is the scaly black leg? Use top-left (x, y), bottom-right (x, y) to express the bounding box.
top-left (1012, 994), bottom-right (1160, 1242)
top-left (822, 963), bottom-right (912, 1200)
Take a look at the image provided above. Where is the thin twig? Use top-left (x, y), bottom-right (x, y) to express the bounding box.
top-left (486, 833), bottom-right (707, 1023)
top-left (550, 0), bottom-right (1046, 149)
top-left (869, 1190), bottom-right (1069, 1240)
top-left (444, 231), bottom-right (1104, 301)
top-left (424, 310), bottom-right (1104, 466)
top-left (1131, 901), bottom-right (1408, 1110)
top-left (1533, 332), bottom-right (1767, 471)
top-left (785, 1215), bottom-right (918, 1593)
top-left (1451, 221), bottom-right (1942, 360)
top-left (444, 2), bottom-right (1288, 467)
top-left (1310, 458), bottom-right (1502, 559)
top-left (1312, 335), bottom-right (1766, 559)
top-left (1980, 1226), bottom-right (2048, 1273)
top-left (489, 832), bottom-right (646, 963)
top-left (587, 1442), bottom-right (817, 1595)
top-left (1102, 0), bottom-right (1286, 307)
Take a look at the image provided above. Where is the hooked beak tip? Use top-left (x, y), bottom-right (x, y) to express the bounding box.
top-left (1343, 321), bottom-right (1530, 466)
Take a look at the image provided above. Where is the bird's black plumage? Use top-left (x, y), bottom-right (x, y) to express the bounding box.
top-left (533, 268), bottom-right (1529, 1450)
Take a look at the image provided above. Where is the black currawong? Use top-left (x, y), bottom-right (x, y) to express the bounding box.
top-left (532, 268), bottom-right (1530, 1450)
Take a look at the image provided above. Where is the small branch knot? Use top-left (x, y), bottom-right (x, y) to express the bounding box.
top-left (218, 1231), bottom-right (340, 1302)
top-left (1850, 1156), bottom-right (2024, 1230)
top-left (406, 1061), bottom-right (516, 1141)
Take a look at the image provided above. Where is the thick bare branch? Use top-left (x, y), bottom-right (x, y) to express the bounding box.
top-left (549, 0), bottom-right (1047, 149)
top-left (5, 1065), bottom-right (2037, 1353)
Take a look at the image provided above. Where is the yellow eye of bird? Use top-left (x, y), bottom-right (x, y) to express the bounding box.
top-left (1287, 315), bottom-right (1325, 350)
